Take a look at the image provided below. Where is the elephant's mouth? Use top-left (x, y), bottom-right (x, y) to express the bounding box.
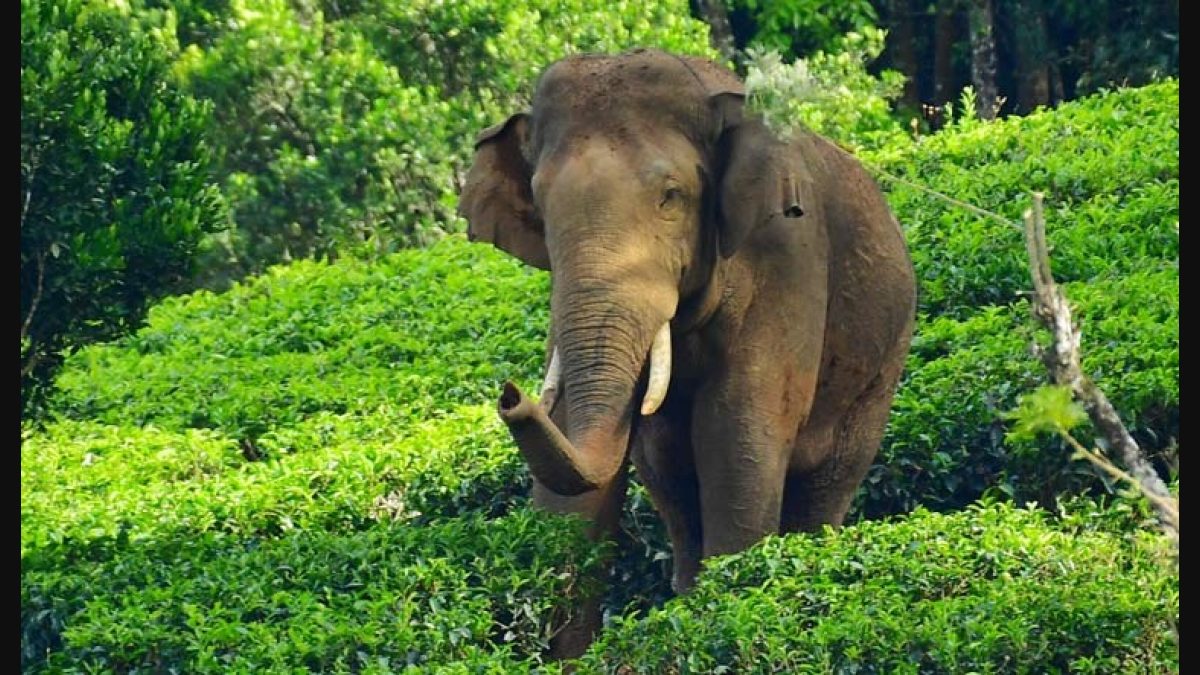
top-left (498, 321), bottom-right (673, 495)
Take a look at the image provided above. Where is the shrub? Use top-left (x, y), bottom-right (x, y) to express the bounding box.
top-left (864, 79), bottom-right (1178, 319)
top-left (50, 236), bottom-right (550, 442)
top-left (743, 27), bottom-right (907, 151)
top-left (579, 502), bottom-right (1178, 673)
top-left (20, 408), bottom-right (527, 562)
top-left (20, 0), bottom-right (226, 412)
top-left (862, 267), bottom-right (1178, 518)
top-left (26, 81), bottom-right (1178, 672)
top-left (172, 0), bottom-right (718, 286)
top-left (26, 363), bottom-right (584, 671)
top-left (347, 0), bottom-right (717, 101)
top-left (26, 237), bottom-right (581, 670)
top-left (728, 0), bottom-right (880, 58)
top-left (23, 509), bottom-right (604, 672)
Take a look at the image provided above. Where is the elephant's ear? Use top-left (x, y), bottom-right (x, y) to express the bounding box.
top-left (711, 92), bottom-right (813, 258)
top-left (458, 113), bottom-right (550, 270)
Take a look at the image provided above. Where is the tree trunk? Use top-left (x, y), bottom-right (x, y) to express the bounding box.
top-left (1049, 56), bottom-right (1065, 104)
top-left (933, 0), bottom-right (959, 103)
top-left (967, 0), bottom-right (999, 119)
top-left (695, 0), bottom-right (738, 66)
top-left (1011, 0), bottom-right (1055, 112)
top-left (887, 0), bottom-right (921, 108)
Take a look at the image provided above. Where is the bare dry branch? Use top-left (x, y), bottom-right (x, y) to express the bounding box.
top-left (1022, 192), bottom-right (1177, 541)
top-left (21, 159), bottom-right (36, 233)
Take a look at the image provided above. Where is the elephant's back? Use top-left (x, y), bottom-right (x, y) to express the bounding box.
top-left (801, 132), bottom-right (916, 417)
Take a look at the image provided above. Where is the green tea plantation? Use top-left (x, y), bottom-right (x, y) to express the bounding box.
top-left (22, 81), bottom-right (1177, 672)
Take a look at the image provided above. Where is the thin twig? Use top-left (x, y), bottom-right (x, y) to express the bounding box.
top-left (866, 162), bottom-right (1024, 231)
top-left (1060, 433), bottom-right (1179, 529)
top-left (21, 157), bottom-right (36, 232)
top-left (21, 346), bottom-right (43, 380)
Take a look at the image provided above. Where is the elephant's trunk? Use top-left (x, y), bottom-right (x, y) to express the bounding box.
top-left (499, 299), bottom-right (675, 496)
top-left (541, 321), bottom-right (671, 419)
top-left (497, 381), bottom-right (616, 495)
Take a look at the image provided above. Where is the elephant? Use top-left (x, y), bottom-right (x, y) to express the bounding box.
top-left (458, 48), bottom-right (916, 658)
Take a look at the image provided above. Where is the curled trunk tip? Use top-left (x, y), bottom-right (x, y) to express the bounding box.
top-left (497, 381), bottom-right (611, 496)
top-left (500, 381), bottom-right (522, 412)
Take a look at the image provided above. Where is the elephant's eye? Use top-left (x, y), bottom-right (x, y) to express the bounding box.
top-left (659, 186), bottom-right (684, 209)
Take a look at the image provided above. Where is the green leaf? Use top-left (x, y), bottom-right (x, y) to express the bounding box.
top-left (1004, 385), bottom-right (1088, 442)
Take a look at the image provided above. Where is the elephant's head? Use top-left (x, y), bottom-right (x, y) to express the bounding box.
top-left (458, 49), bottom-right (811, 498)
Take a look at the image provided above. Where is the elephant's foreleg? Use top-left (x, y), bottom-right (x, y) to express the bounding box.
top-left (629, 414), bottom-right (703, 593)
top-left (691, 378), bottom-right (800, 558)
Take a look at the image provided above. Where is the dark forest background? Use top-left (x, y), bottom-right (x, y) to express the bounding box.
top-left (701, 0), bottom-right (1178, 120)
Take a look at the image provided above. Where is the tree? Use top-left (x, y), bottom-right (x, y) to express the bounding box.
top-left (932, 0), bottom-right (960, 104)
top-left (21, 0), bottom-right (226, 414)
top-left (881, 0), bottom-right (921, 109)
top-left (694, 0), bottom-right (739, 65)
top-left (1004, 0), bottom-right (1062, 112)
top-left (967, 0), bottom-right (999, 119)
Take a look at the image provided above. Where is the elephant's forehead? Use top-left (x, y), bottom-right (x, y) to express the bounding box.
top-left (533, 51), bottom-right (710, 126)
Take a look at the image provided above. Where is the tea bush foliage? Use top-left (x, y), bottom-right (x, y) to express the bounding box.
top-left (857, 79), bottom-right (1178, 517)
top-left (51, 238), bottom-right (550, 441)
top-left (580, 503), bottom-right (1178, 673)
top-left (50, 80), bottom-right (1179, 521)
top-left (25, 508), bottom-right (603, 672)
top-left (865, 80), bottom-right (1178, 320)
top-left (23, 78), bottom-right (1176, 670)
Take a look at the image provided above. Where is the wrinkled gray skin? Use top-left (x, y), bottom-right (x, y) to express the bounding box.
top-left (459, 48), bottom-right (915, 658)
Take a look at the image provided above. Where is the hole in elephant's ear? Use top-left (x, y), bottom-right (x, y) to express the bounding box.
top-left (712, 113), bottom-right (813, 258)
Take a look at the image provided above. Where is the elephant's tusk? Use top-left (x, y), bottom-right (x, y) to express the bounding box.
top-left (539, 347), bottom-right (561, 411)
top-left (640, 322), bottom-right (672, 416)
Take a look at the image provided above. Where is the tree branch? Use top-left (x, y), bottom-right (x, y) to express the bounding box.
top-left (21, 348), bottom-right (43, 380)
top-left (21, 249), bottom-right (47, 345)
top-left (21, 158), bottom-right (37, 233)
top-left (1022, 192), bottom-right (1177, 541)
top-left (1060, 432), bottom-right (1179, 530)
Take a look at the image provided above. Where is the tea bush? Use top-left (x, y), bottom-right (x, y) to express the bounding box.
top-left (22, 397), bottom-right (572, 672)
top-left (580, 503), bottom-right (1178, 673)
top-left (853, 79), bottom-right (1178, 518)
top-left (21, 407), bottom-right (528, 561)
top-left (864, 79), bottom-right (1178, 320)
top-left (863, 266), bottom-right (1179, 518)
top-left (24, 509), bottom-right (604, 672)
top-left (49, 82), bottom-right (1177, 524)
top-left (24, 81), bottom-right (1178, 671)
top-left (50, 237), bottom-right (550, 441)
